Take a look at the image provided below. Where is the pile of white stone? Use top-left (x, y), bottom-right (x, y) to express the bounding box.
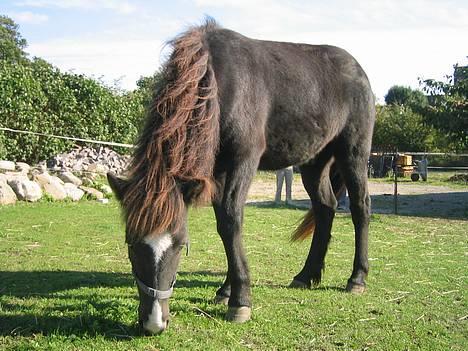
top-left (0, 160), bottom-right (113, 205)
top-left (45, 146), bottom-right (131, 175)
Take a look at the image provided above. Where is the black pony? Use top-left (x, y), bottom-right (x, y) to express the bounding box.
top-left (108, 19), bottom-right (375, 334)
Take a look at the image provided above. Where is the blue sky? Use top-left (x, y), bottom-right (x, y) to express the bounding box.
top-left (3, 0), bottom-right (468, 102)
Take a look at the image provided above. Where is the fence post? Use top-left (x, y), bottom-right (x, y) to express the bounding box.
top-left (393, 152), bottom-right (398, 215)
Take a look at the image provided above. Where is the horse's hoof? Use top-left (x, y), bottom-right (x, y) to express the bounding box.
top-left (226, 306), bottom-right (251, 323)
top-left (214, 295), bottom-right (229, 305)
top-left (346, 282), bottom-right (366, 294)
top-left (289, 279), bottom-right (311, 289)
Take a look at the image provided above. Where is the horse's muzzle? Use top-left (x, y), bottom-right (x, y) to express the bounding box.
top-left (140, 318), bottom-right (169, 335)
top-left (139, 299), bottom-right (171, 335)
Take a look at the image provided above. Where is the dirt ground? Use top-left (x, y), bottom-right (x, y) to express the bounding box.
top-left (248, 178), bottom-right (468, 219)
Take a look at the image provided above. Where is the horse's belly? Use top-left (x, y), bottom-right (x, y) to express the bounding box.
top-left (258, 138), bottom-right (323, 170)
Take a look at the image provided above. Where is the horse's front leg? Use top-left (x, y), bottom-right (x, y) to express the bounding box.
top-left (212, 158), bottom-right (259, 323)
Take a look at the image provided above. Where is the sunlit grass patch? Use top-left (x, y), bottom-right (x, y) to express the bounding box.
top-left (0, 202), bottom-right (466, 350)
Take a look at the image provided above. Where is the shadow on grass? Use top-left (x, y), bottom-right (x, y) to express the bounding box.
top-left (0, 270), bottom-right (225, 339)
top-left (0, 270), bottom-right (224, 297)
top-left (247, 200), bottom-right (308, 210)
top-left (260, 283), bottom-right (346, 293)
top-left (248, 192), bottom-right (468, 220)
top-left (0, 312), bottom-right (140, 340)
top-left (370, 192), bottom-right (468, 220)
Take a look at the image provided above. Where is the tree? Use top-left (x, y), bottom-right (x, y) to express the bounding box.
top-left (372, 105), bottom-right (442, 152)
top-left (0, 15), bottom-right (28, 63)
top-left (384, 85), bottom-right (428, 109)
top-left (420, 64), bottom-right (468, 152)
top-left (135, 71), bottom-right (163, 109)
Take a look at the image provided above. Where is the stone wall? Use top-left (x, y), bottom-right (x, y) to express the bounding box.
top-left (0, 146), bottom-right (128, 205)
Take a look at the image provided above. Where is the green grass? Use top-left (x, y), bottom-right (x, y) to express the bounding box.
top-left (0, 201), bottom-right (467, 350)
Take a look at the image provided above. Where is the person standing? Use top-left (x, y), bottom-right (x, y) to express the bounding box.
top-left (275, 166), bottom-right (293, 204)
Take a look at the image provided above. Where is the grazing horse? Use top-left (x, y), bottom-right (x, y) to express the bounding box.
top-left (108, 19), bottom-right (375, 335)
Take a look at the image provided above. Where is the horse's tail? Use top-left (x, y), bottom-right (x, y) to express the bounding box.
top-left (123, 20), bottom-right (220, 240)
top-left (290, 164), bottom-right (346, 242)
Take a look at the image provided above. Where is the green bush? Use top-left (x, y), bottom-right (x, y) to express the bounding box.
top-left (372, 105), bottom-right (443, 152)
top-left (0, 58), bottom-right (149, 163)
top-left (0, 15), bottom-right (155, 163)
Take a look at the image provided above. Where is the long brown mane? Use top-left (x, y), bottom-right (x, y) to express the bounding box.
top-left (122, 20), bottom-right (220, 242)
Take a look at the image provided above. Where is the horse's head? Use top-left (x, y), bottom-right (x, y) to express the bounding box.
top-left (107, 172), bottom-right (188, 334)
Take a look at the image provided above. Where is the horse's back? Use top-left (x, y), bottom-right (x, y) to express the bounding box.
top-left (206, 28), bottom-right (374, 170)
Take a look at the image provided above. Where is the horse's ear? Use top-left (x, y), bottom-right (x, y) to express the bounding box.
top-left (107, 172), bottom-right (128, 201)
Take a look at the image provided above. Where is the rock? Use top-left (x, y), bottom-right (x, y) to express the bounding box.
top-left (7, 179), bottom-right (42, 202)
top-left (79, 186), bottom-right (104, 200)
top-left (15, 162), bottom-right (31, 174)
top-left (32, 172), bottom-right (66, 200)
top-left (63, 183), bottom-right (85, 201)
top-left (0, 181), bottom-right (17, 205)
top-left (41, 146), bottom-right (130, 176)
top-left (87, 163), bottom-right (108, 174)
top-left (97, 198), bottom-right (109, 204)
top-left (42, 178), bottom-right (67, 200)
top-left (33, 172), bottom-right (52, 186)
top-left (50, 176), bottom-right (64, 185)
top-left (58, 171), bottom-right (82, 186)
top-left (4, 172), bottom-right (29, 182)
top-left (0, 160), bottom-right (15, 172)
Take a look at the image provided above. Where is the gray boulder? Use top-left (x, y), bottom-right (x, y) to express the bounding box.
top-left (16, 162), bottom-right (31, 174)
top-left (87, 163), bottom-right (108, 174)
top-left (0, 160), bottom-right (15, 172)
top-left (33, 173), bottom-right (66, 200)
top-left (4, 172), bottom-right (29, 180)
top-left (33, 172), bottom-right (52, 186)
top-left (63, 183), bottom-right (85, 201)
top-left (43, 178), bottom-right (67, 200)
top-left (0, 181), bottom-right (17, 205)
top-left (79, 186), bottom-right (104, 200)
top-left (58, 171), bottom-right (82, 186)
top-left (8, 178), bottom-right (42, 202)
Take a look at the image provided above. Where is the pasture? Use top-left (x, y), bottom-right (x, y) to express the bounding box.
top-left (0, 187), bottom-right (467, 350)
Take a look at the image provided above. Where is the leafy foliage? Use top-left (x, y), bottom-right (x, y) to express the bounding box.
top-left (0, 15), bottom-right (28, 63)
top-left (419, 65), bottom-right (468, 152)
top-left (0, 16), bottom-right (154, 162)
top-left (372, 105), bottom-right (442, 152)
top-left (384, 85), bottom-right (428, 109)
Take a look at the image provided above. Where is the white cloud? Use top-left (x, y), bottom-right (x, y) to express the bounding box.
top-left (16, 0), bottom-right (468, 101)
top-left (7, 11), bottom-right (49, 24)
top-left (193, 0), bottom-right (468, 101)
top-left (195, 0), bottom-right (468, 31)
top-left (28, 37), bottom-right (162, 90)
top-left (15, 0), bottom-right (136, 14)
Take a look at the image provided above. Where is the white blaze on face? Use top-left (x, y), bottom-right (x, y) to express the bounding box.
top-left (143, 232), bottom-right (173, 264)
top-left (142, 232), bottom-right (172, 334)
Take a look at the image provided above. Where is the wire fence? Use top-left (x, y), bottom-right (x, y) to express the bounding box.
top-left (0, 127), bottom-right (134, 148)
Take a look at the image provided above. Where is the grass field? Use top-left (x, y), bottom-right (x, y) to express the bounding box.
top-left (0, 200), bottom-right (467, 350)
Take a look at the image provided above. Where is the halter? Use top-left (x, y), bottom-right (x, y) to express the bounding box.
top-left (128, 238), bottom-right (189, 299)
top-left (133, 270), bottom-right (176, 300)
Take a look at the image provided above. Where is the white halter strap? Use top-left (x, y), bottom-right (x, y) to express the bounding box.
top-left (133, 270), bottom-right (175, 300)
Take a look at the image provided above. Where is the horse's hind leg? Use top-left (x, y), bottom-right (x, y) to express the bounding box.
top-left (335, 131), bottom-right (372, 293)
top-left (291, 149), bottom-right (337, 288)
